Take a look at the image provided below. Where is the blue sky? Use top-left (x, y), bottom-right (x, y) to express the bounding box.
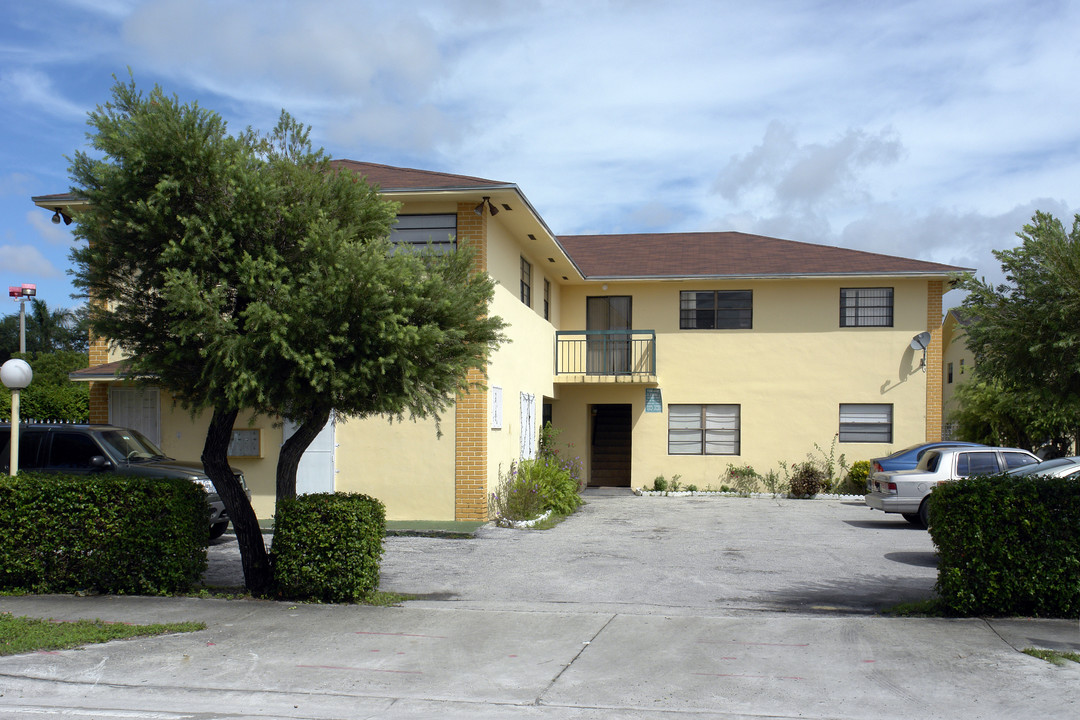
top-left (2, 0), bottom-right (1079, 313)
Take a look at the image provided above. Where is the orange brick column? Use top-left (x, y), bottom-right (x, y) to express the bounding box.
top-left (454, 202), bottom-right (489, 521)
top-left (925, 280), bottom-right (944, 442)
top-left (87, 332), bottom-right (110, 424)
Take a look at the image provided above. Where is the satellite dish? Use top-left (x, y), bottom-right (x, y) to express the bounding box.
top-left (910, 332), bottom-right (931, 350)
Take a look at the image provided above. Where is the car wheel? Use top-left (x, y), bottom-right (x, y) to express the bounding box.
top-left (901, 512), bottom-right (922, 526)
top-left (918, 499), bottom-right (930, 529)
top-left (209, 522), bottom-right (229, 540)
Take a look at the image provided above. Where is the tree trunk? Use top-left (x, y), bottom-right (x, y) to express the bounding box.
top-left (275, 409), bottom-right (331, 515)
top-left (202, 406), bottom-right (272, 594)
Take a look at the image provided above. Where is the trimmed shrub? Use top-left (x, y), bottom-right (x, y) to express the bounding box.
top-left (788, 461), bottom-right (826, 498)
top-left (271, 492), bottom-right (385, 603)
top-left (930, 474), bottom-right (1080, 617)
top-left (0, 472), bottom-right (208, 594)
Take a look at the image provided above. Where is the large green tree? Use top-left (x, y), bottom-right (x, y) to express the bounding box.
top-left (954, 211), bottom-right (1080, 449)
top-left (68, 78), bottom-right (505, 592)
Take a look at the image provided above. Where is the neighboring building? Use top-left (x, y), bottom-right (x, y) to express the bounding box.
top-left (33, 162), bottom-right (970, 520)
top-left (940, 308), bottom-right (976, 440)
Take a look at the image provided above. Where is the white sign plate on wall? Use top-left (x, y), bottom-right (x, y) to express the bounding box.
top-left (491, 386), bottom-right (503, 429)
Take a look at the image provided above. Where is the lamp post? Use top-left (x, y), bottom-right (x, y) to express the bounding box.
top-left (2, 358), bottom-right (33, 476)
top-left (8, 284), bottom-right (37, 353)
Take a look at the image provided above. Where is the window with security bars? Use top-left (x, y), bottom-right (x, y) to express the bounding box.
top-left (838, 404), bottom-right (892, 443)
top-left (389, 214), bottom-right (456, 254)
top-left (668, 404), bottom-right (740, 455)
top-left (680, 290), bottom-right (752, 329)
top-left (840, 288), bottom-right (893, 327)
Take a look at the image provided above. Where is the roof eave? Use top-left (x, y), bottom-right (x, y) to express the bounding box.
top-left (382, 184), bottom-right (587, 281)
top-left (579, 269), bottom-right (975, 282)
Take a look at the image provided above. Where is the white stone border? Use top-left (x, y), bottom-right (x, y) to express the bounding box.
top-left (633, 489), bottom-right (864, 500)
top-left (494, 509), bottom-right (553, 528)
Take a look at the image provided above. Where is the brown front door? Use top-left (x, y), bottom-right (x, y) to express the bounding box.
top-left (590, 404), bottom-right (632, 487)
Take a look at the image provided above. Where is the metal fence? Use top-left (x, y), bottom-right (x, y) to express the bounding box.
top-left (554, 330), bottom-right (656, 376)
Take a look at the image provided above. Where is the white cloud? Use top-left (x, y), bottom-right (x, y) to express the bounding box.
top-left (27, 210), bottom-right (77, 246)
top-left (0, 244), bottom-right (62, 277)
top-left (0, 70), bottom-right (87, 120)
top-left (714, 122), bottom-right (904, 212)
top-left (0, 173), bottom-right (32, 196)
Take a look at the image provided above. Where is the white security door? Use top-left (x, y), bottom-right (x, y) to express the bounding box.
top-left (283, 415), bottom-right (336, 495)
top-left (109, 387), bottom-right (161, 445)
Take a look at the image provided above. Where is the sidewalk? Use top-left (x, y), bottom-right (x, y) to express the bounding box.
top-left (1, 594), bottom-right (1078, 719)
top-left (2, 494), bottom-right (1078, 718)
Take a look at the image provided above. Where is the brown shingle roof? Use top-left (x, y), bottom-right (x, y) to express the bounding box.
top-left (558, 232), bottom-right (969, 279)
top-left (68, 360), bottom-right (133, 382)
top-left (329, 160), bottom-right (511, 191)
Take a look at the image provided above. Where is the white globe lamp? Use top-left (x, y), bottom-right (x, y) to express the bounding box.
top-left (2, 358), bottom-right (33, 476)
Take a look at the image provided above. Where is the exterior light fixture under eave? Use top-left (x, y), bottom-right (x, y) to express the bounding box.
top-left (473, 197), bottom-right (499, 217)
top-left (51, 208), bottom-right (72, 225)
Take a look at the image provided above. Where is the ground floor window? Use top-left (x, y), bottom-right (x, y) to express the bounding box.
top-left (668, 404), bottom-right (740, 455)
top-left (838, 403), bottom-right (892, 443)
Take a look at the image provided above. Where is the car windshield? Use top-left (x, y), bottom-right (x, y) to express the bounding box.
top-left (1008, 457), bottom-right (1080, 476)
top-left (98, 429), bottom-right (169, 462)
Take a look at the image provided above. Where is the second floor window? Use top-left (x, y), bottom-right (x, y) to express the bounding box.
top-left (840, 288), bottom-right (893, 327)
top-left (520, 257), bottom-right (532, 307)
top-left (544, 278), bottom-right (551, 320)
top-left (680, 291), bottom-right (752, 329)
top-left (389, 214), bottom-right (457, 254)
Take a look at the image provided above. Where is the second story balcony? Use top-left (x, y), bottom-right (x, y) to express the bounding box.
top-left (555, 330), bottom-right (657, 384)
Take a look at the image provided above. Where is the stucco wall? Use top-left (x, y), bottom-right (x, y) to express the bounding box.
top-left (156, 400), bottom-right (282, 519)
top-left (484, 219), bottom-right (559, 497)
top-left (334, 414), bottom-right (456, 521)
top-left (551, 277), bottom-right (936, 489)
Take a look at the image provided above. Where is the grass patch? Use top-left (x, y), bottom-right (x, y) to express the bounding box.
top-left (366, 591), bottom-right (415, 607)
top-left (0, 613), bottom-right (205, 656)
top-left (1023, 648), bottom-right (1080, 666)
top-left (882, 598), bottom-right (947, 617)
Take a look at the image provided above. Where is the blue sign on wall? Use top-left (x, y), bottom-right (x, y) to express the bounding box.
top-left (645, 388), bottom-right (663, 413)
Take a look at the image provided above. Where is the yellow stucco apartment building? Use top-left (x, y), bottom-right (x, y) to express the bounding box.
top-left (35, 162), bottom-right (969, 521)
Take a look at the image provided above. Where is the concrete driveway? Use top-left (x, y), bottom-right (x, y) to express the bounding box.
top-left (378, 491), bottom-right (940, 615)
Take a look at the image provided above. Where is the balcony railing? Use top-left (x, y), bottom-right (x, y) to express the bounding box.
top-left (555, 330), bottom-right (656, 379)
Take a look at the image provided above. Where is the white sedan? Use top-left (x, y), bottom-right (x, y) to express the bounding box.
top-left (865, 445), bottom-right (1039, 527)
top-left (1006, 455), bottom-right (1080, 479)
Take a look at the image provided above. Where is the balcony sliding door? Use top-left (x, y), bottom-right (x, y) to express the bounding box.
top-left (586, 296), bottom-right (632, 374)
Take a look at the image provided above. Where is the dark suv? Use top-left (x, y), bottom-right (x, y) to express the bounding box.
top-left (1, 423), bottom-right (249, 539)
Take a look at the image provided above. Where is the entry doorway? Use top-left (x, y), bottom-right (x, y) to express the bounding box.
top-left (590, 404), bottom-right (632, 487)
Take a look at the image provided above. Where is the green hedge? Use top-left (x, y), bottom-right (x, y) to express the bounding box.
top-left (0, 472), bottom-right (209, 595)
top-left (930, 474), bottom-right (1080, 617)
top-left (270, 492), bottom-right (386, 603)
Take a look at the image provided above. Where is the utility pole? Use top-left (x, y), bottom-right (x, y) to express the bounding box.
top-left (8, 284), bottom-right (36, 353)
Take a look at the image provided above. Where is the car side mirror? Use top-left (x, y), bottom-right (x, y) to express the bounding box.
top-left (90, 455), bottom-right (113, 470)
